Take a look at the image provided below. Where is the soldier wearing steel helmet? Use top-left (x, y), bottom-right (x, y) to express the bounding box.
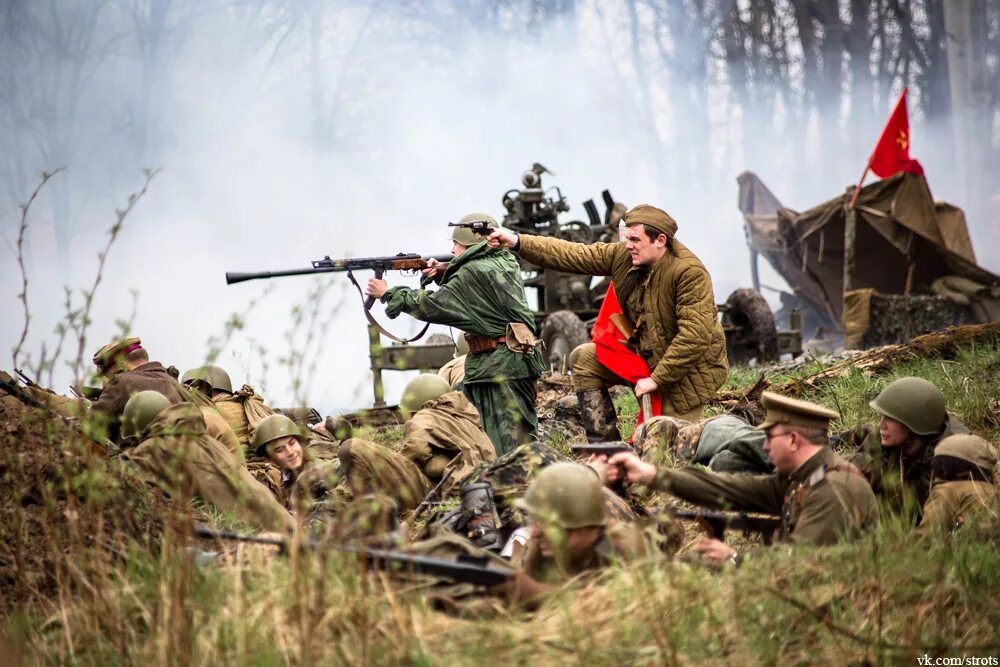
top-left (180, 366), bottom-right (243, 458)
top-left (366, 213), bottom-right (546, 457)
top-left (254, 413), bottom-right (343, 516)
top-left (852, 376), bottom-right (969, 521)
top-left (607, 392), bottom-right (878, 566)
top-left (917, 434), bottom-right (998, 534)
top-left (498, 462), bottom-right (651, 604)
top-left (122, 392), bottom-right (293, 532)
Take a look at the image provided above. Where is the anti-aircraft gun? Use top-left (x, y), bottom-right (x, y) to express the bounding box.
top-left (499, 163), bottom-right (624, 373)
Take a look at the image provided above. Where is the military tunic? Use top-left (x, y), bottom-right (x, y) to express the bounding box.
top-left (89, 361), bottom-right (189, 443)
top-left (653, 447), bottom-right (878, 545)
top-left (399, 391), bottom-right (495, 496)
top-left (917, 480), bottom-right (999, 533)
top-left (853, 414), bottom-right (969, 519)
top-left (382, 241), bottom-right (546, 456)
top-left (124, 403), bottom-right (293, 532)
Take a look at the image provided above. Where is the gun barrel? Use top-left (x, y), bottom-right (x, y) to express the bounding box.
top-left (226, 267), bottom-right (336, 285)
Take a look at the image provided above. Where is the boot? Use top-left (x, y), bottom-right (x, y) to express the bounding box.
top-left (459, 482), bottom-right (503, 552)
top-left (576, 388), bottom-right (619, 442)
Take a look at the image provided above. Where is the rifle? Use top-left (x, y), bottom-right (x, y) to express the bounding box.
top-left (226, 253), bottom-right (451, 309)
top-left (412, 469), bottom-right (454, 520)
top-left (570, 442), bottom-right (635, 457)
top-left (226, 253), bottom-right (453, 343)
top-left (0, 373), bottom-right (120, 456)
top-left (15, 368), bottom-right (38, 387)
top-left (669, 508), bottom-right (781, 545)
top-left (192, 524), bottom-right (513, 586)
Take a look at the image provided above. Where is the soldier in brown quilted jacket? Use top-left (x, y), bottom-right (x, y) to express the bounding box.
top-left (489, 204), bottom-right (728, 440)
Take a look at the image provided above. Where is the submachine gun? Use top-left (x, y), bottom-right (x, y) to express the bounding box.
top-left (192, 524), bottom-right (513, 586)
top-left (226, 251), bottom-right (456, 413)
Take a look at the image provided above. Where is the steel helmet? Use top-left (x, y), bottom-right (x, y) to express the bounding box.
top-left (450, 212), bottom-right (497, 247)
top-left (253, 413), bottom-right (308, 457)
top-left (515, 462), bottom-right (605, 529)
top-left (400, 373), bottom-right (451, 414)
top-left (870, 377), bottom-right (946, 436)
top-left (122, 390), bottom-right (171, 438)
top-left (934, 434), bottom-right (998, 470)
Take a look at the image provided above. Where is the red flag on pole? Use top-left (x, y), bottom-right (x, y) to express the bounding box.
top-left (591, 284), bottom-right (661, 430)
top-left (849, 87), bottom-right (924, 207)
top-left (868, 88), bottom-right (924, 178)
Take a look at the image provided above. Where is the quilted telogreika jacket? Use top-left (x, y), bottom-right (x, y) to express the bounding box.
top-left (517, 234), bottom-right (728, 413)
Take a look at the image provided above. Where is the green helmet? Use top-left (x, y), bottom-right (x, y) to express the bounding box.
top-left (450, 212), bottom-right (497, 247)
top-left (400, 373), bottom-right (451, 414)
top-left (122, 390), bottom-right (171, 438)
top-left (253, 414), bottom-right (307, 457)
top-left (455, 334), bottom-right (469, 357)
top-left (870, 377), bottom-right (946, 436)
top-left (180, 365), bottom-right (232, 393)
top-left (934, 434), bottom-right (998, 470)
top-left (515, 462), bottom-right (605, 529)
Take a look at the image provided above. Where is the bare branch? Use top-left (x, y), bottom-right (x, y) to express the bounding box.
top-left (12, 166), bottom-right (65, 371)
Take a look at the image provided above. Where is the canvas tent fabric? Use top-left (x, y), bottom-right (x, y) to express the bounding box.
top-left (738, 171), bottom-right (1000, 337)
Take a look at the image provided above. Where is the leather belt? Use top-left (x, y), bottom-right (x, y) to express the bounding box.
top-left (465, 334), bottom-right (507, 355)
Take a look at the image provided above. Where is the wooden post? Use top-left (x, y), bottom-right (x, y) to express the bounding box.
top-left (368, 324), bottom-right (386, 407)
top-left (842, 205), bottom-right (858, 331)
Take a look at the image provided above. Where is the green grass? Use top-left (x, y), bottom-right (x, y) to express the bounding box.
top-left (5, 336), bottom-right (1000, 665)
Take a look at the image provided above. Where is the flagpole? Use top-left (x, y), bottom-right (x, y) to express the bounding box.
top-left (847, 163), bottom-right (870, 209)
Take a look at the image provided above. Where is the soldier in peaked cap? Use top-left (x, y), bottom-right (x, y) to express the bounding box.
top-left (89, 337), bottom-right (189, 443)
top-left (606, 391), bottom-right (877, 565)
top-left (488, 204), bottom-right (727, 442)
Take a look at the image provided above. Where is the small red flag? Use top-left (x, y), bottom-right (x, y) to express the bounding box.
top-left (592, 283), bottom-right (661, 430)
top-left (868, 87), bottom-right (924, 178)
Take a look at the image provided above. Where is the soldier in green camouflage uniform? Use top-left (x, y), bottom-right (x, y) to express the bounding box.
top-left (852, 377), bottom-right (969, 523)
top-left (366, 213), bottom-right (546, 457)
top-left (633, 413), bottom-right (772, 473)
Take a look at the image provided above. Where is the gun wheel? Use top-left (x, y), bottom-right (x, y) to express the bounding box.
top-left (724, 288), bottom-right (778, 365)
top-left (540, 310), bottom-right (591, 374)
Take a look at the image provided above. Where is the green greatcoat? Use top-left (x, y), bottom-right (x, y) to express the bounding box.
top-left (382, 241), bottom-right (546, 456)
top-left (653, 447), bottom-right (878, 546)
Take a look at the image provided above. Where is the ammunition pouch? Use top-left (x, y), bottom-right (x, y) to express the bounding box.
top-left (505, 322), bottom-right (542, 353)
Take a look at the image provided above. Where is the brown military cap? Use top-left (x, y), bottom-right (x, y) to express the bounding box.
top-left (92, 336), bottom-right (142, 371)
top-left (758, 391), bottom-right (839, 431)
top-left (622, 204), bottom-right (678, 239)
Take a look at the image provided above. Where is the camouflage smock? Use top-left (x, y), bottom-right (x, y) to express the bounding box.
top-left (381, 241), bottom-right (545, 384)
